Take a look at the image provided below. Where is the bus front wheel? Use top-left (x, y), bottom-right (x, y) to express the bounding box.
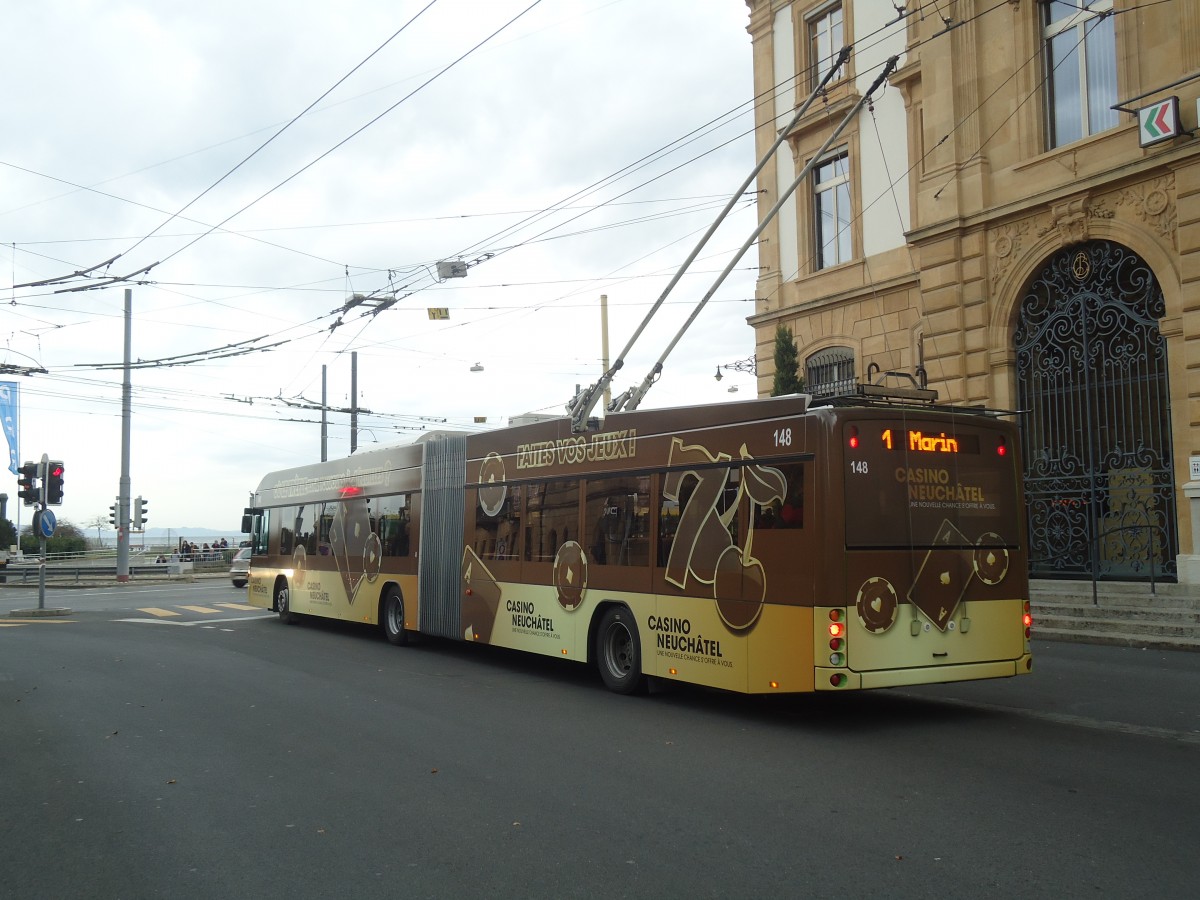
top-left (276, 581), bottom-right (298, 624)
top-left (382, 587), bottom-right (408, 646)
top-left (595, 607), bottom-right (645, 695)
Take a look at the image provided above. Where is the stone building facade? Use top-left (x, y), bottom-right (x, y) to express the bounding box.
top-left (742, 0), bottom-right (1200, 582)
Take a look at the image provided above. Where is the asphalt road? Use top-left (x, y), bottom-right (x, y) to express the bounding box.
top-left (2, 582), bottom-right (1198, 899)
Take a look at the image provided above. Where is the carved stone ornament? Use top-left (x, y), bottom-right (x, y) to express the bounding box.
top-left (989, 219), bottom-right (1032, 288)
top-left (1113, 175), bottom-right (1177, 248)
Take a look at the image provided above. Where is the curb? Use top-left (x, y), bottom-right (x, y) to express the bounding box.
top-left (7, 607), bottom-right (72, 617)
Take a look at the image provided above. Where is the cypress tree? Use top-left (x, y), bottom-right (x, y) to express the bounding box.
top-left (771, 325), bottom-right (805, 396)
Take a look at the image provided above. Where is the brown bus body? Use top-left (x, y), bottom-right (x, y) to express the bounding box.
top-left (246, 393), bottom-right (1032, 694)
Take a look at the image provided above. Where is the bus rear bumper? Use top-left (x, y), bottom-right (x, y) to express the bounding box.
top-left (816, 654), bottom-right (1032, 690)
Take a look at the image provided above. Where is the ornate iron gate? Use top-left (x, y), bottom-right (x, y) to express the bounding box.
top-left (1014, 240), bottom-right (1176, 580)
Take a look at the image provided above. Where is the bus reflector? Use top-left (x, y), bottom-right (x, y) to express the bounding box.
top-left (669, 667), bottom-right (678, 675)
top-left (769, 681), bottom-right (779, 689)
top-left (830, 673), bottom-right (845, 687)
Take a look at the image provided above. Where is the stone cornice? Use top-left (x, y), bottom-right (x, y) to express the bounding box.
top-left (907, 139), bottom-right (1197, 245)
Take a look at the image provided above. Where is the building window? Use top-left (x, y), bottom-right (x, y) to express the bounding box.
top-left (809, 4), bottom-right (845, 90)
top-left (814, 151), bottom-right (851, 269)
top-left (1043, 0), bottom-right (1118, 149)
top-left (806, 346), bottom-right (855, 398)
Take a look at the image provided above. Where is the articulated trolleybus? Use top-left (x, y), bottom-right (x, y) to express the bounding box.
top-left (241, 388), bottom-right (1032, 694)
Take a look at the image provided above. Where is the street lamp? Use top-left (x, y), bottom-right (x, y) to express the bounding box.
top-left (714, 355), bottom-right (757, 381)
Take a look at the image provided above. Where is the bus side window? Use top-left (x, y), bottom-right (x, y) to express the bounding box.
top-left (279, 505), bottom-right (297, 555)
top-left (377, 494), bottom-right (411, 557)
top-left (586, 475), bottom-right (650, 567)
top-left (526, 479), bottom-right (578, 562)
top-left (754, 463), bottom-right (804, 530)
top-left (254, 509), bottom-right (270, 557)
top-left (657, 477), bottom-right (688, 567)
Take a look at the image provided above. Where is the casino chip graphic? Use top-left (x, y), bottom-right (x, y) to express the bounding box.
top-left (972, 532), bottom-right (1010, 585)
top-left (856, 576), bottom-right (899, 633)
top-left (553, 540), bottom-right (587, 611)
top-left (478, 452), bottom-right (507, 516)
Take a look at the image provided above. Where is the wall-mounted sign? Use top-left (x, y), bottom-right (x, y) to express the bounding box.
top-left (1138, 97), bottom-right (1180, 147)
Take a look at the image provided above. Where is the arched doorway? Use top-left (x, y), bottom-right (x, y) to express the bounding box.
top-left (1014, 240), bottom-right (1177, 581)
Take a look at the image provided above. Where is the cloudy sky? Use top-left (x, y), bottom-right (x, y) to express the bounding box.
top-left (1, 0), bottom-right (762, 536)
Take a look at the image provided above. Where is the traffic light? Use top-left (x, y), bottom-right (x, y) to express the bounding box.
top-left (44, 460), bottom-right (64, 505)
top-left (17, 462), bottom-right (39, 506)
top-left (109, 498), bottom-right (118, 526)
top-left (133, 496), bottom-right (147, 530)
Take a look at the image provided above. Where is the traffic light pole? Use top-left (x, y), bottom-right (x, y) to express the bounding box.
top-left (37, 454), bottom-right (47, 609)
top-left (117, 288), bottom-right (132, 582)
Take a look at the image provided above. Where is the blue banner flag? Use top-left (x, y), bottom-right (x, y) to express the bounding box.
top-left (0, 382), bottom-right (18, 475)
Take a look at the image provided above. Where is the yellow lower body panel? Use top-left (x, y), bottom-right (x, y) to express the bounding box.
top-left (816, 657), bottom-right (1025, 691)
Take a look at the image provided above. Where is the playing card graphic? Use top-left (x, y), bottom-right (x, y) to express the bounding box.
top-left (328, 496), bottom-right (374, 604)
top-left (461, 546), bottom-right (502, 642)
top-left (908, 519), bottom-right (973, 631)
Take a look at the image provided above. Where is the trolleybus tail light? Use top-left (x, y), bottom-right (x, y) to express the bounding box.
top-left (830, 673), bottom-right (846, 687)
top-left (996, 436), bottom-right (1008, 457)
top-left (828, 609), bottom-right (845, 639)
top-left (847, 426), bottom-right (859, 450)
top-left (1023, 600), bottom-right (1032, 637)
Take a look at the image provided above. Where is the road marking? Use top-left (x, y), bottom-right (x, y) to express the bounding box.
top-left (178, 605), bottom-right (221, 614)
top-left (0, 621), bottom-right (76, 628)
top-left (216, 602), bottom-right (259, 611)
top-left (138, 607), bottom-right (183, 617)
top-left (114, 614), bottom-right (274, 627)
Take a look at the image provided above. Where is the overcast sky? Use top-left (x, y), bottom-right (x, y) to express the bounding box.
top-left (1, 0), bottom-right (762, 536)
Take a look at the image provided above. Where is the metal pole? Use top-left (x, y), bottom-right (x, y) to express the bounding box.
top-left (600, 294), bottom-right (611, 411)
top-left (38, 532), bottom-right (46, 608)
top-left (350, 351), bottom-right (358, 454)
top-left (36, 454), bottom-right (47, 609)
top-left (321, 365), bottom-right (328, 462)
top-left (117, 288), bottom-right (132, 582)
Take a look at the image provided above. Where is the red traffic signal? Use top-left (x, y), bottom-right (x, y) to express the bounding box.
top-left (44, 460), bottom-right (64, 505)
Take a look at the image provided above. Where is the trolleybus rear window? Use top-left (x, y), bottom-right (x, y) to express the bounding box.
top-left (843, 418), bottom-right (1021, 549)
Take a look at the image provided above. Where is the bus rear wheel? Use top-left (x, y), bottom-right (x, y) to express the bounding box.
top-left (382, 587), bottom-right (408, 646)
top-left (276, 580), bottom-right (298, 624)
top-left (595, 607), bottom-right (644, 695)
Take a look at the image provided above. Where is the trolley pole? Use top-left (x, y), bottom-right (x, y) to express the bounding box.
top-left (117, 288), bottom-right (132, 582)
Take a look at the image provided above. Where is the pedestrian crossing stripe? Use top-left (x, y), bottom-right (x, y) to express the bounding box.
top-left (138, 603), bottom-right (261, 618)
top-left (0, 619), bottom-right (74, 626)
